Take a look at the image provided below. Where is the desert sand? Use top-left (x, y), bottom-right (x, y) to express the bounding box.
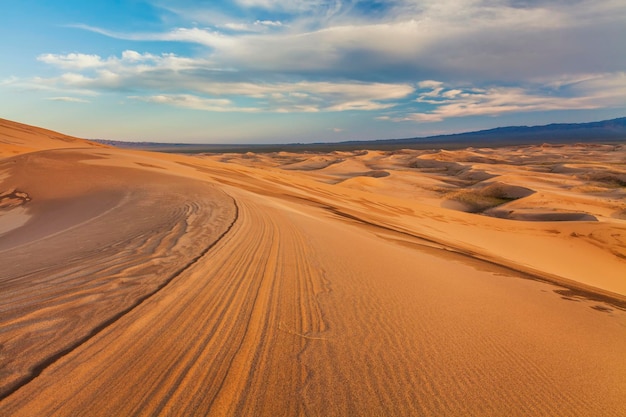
top-left (1, 118), bottom-right (625, 416)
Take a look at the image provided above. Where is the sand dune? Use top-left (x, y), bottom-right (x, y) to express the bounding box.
top-left (1, 120), bottom-right (625, 416)
top-left (0, 118), bottom-right (106, 158)
top-left (205, 146), bottom-right (626, 295)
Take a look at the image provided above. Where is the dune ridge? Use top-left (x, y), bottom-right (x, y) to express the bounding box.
top-left (1, 119), bottom-right (625, 416)
top-left (0, 118), bottom-right (106, 158)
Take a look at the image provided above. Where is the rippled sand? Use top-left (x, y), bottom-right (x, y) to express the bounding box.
top-left (1, 118), bottom-right (625, 416)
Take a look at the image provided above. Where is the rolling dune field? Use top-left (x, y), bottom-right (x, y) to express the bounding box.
top-left (1, 119), bottom-right (625, 416)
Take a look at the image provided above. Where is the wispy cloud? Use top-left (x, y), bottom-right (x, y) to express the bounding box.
top-left (141, 0), bottom-right (626, 83)
top-left (32, 50), bottom-right (414, 113)
top-left (68, 24), bottom-right (241, 50)
top-left (129, 94), bottom-right (252, 112)
top-left (45, 96), bottom-right (90, 103)
top-left (69, 0), bottom-right (626, 85)
top-left (233, 0), bottom-right (344, 16)
top-left (38, 50), bottom-right (207, 72)
top-left (29, 51), bottom-right (626, 122)
top-left (38, 53), bottom-right (104, 70)
top-left (0, 76), bottom-right (19, 86)
top-left (220, 20), bottom-right (284, 32)
top-left (396, 73), bottom-right (626, 122)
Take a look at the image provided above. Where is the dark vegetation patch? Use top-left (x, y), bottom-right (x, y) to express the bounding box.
top-left (0, 189), bottom-right (31, 209)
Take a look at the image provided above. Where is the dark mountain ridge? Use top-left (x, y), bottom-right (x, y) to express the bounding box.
top-left (94, 117), bottom-right (626, 153)
top-left (348, 117), bottom-right (626, 146)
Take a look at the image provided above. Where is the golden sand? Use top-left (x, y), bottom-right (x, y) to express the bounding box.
top-left (1, 119), bottom-right (625, 416)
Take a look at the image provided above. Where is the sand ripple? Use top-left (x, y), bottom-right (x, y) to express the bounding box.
top-left (0, 149), bottom-right (236, 400)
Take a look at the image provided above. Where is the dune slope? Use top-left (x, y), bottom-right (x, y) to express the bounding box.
top-left (0, 148), bottom-right (236, 400)
top-left (0, 118), bottom-right (105, 158)
top-left (0, 120), bottom-right (625, 416)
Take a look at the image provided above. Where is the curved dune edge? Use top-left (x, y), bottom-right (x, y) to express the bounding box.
top-left (0, 148), bottom-right (237, 399)
top-left (0, 118), bottom-right (106, 157)
top-left (321, 204), bottom-right (626, 308)
top-left (485, 208), bottom-right (598, 222)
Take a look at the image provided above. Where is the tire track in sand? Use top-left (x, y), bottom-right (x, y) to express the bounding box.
top-left (0, 195), bottom-right (239, 402)
top-left (1, 181), bottom-right (625, 416)
top-left (0, 192), bottom-right (331, 416)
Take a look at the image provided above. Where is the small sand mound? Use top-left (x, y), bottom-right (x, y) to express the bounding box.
top-left (443, 182), bottom-right (534, 213)
top-left (420, 149), bottom-right (506, 164)
top-left (411, 158), bottom-right (466, 175)
top-left (481, 182), bottom-right (535, 199)
top-left (361, 170), bottom-right (390, 178)
top-left (486, 209), bottom-right (598, 222)
top-left (456, 169), bottom-right (496, 183)
top-left (611, 209), bottom-right (626, 220)
top-left (580, 171), bottom-right (626, 187)
top-left (334, 170), bottom-right (391, 186)
top-left (281, 156), bottom-right (344, 171)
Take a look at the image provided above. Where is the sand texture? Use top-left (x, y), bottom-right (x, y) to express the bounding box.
top-left (1, 120), bottom-right (625, 416)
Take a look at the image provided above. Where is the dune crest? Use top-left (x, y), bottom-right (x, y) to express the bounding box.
top-left (0, 118), bottom-right (106, 157)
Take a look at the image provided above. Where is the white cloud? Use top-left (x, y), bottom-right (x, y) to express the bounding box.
top-left (0, 76), bottom-right (18, 86)
top-left (326, 100), bottom-right (396, 112)
top-left (125, 79), bottom-right (411, 113)
top-left (164, 27), bottom-right (236, 48)
top-left (21, 0), bottom-right (624, 125)
top-left (33, 51), bottom-right (415, 113)
top-left (38, 53), bottom-right (104, 70)
top-left (221, 22), bottom-right (253, 31)
top-left (73, 1), bottom-right (626, 83)
top-left (68, 24), bottom-right (235, 49)
top-left (219, 19), bottom-right (284, 33)
top-left (38, 50), bottom-right (203, 73)
top-left (396, 73), bottom-right (626, 122)
top-left (2, 75), bottom-right (99, 97)
top-left (417, 80), bottom-right (444, 89)
top-left (256, 20), bottom-right (282, 27)
top-left (45, 96), bottom-right (90, 103)
top-left (234, 0), bottom-right (340, 13)
top-left (59, 73), bottom-right (93, 84)
top-left (130, 94), bottom-right (254, 112)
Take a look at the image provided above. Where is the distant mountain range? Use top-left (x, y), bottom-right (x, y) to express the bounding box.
top-left (358, 116), bottom-right (626, 147)
top-left (95, 117), bottom-right (626, 153)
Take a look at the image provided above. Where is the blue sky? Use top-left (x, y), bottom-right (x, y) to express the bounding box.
top-left (1, 0), bottom-right (625, 143)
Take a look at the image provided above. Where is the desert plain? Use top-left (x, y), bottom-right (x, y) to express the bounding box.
top-left (0, 117), bottom-right (625, 416)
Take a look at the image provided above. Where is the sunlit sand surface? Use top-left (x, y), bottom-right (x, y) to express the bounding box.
top-left (1, 118), bottom-right (625, 416)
